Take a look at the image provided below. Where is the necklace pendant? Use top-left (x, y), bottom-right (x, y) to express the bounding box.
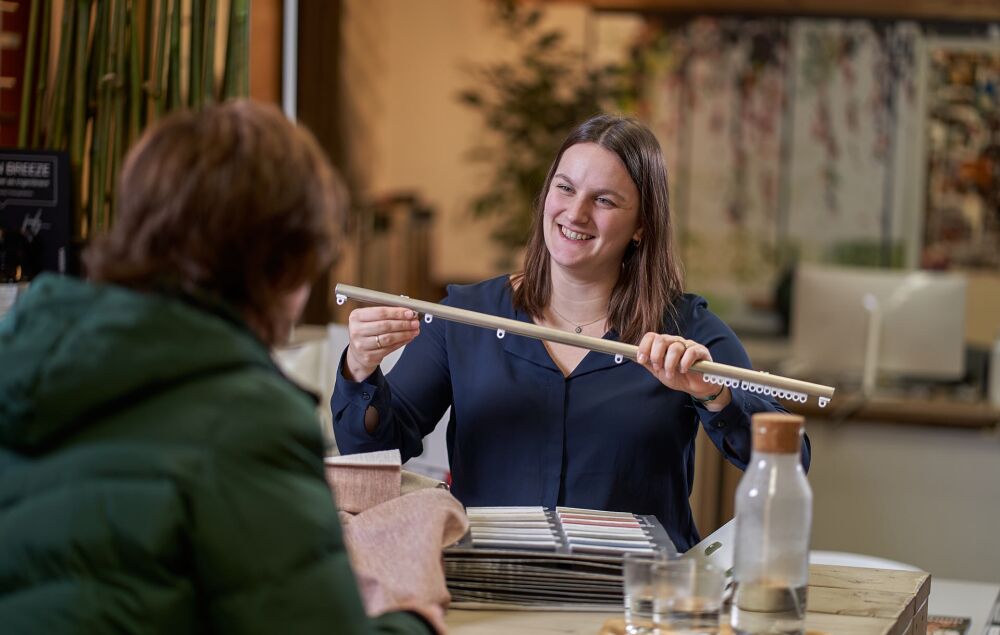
top-left (575, 326), bottom-right (582, 334)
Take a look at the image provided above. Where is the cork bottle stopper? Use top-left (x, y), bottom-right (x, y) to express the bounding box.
top-left (751, 412), bottom-right (804, 454)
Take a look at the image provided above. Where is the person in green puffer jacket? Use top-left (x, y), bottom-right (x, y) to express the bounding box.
top-left (0, 101), bottom-right (439, 634)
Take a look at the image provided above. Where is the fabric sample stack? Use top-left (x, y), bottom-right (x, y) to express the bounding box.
top-left (445, 506), bottom-right (676, 610)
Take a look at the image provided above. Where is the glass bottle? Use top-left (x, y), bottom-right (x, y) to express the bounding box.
top-left (731, 413), bottom-right (812, 635)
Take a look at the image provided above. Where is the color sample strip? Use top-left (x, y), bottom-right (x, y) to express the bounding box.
top-left (556, 507), bottom-right (655, 554)
top-left (467, 506), bottom-right (559, 550)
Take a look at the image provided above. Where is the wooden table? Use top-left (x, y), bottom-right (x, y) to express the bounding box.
top-left (445, 564), bottom-right (931, 635)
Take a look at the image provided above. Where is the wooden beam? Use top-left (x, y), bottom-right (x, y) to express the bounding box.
top-left (545, 0), bottom-right (1000, 22)
top-left (249, 0), bottom-right (283, 104)
top-left (297, 0), bottom-right (344, 325)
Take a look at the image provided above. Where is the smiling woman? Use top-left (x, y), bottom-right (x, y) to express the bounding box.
top-left (331, 114), bottom-right (810, 554)
top-left (542, 143), bottom-right (642, 282)
top-left (520, 116), bottom-right (676, 345)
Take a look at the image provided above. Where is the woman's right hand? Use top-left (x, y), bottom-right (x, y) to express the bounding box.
top-left (343, 306), bottom-right (421, 381)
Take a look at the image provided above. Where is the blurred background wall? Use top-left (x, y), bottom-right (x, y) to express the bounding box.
top-left (326, 1), bottom-right (1000, 319)
top-left (337, 0), bottom-right (590, 286)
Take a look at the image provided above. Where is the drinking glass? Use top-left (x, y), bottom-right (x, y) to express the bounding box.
top-left (623, 552), bottom-right (669, 634)
top-left (652, 560), bottom-right (726, 634)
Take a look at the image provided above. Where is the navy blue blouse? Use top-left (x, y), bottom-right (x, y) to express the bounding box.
top-left (332, 275), bottom-right (810, 552)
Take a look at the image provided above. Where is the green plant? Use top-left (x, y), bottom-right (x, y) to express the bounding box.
top-left (458, 0), bottom-right (635, 258)
top-left (17, 0), bottom-right (250, 239)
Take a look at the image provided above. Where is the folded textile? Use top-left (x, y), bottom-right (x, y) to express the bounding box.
top-left (340, 488), bottom-right (469, 634)
top-left (325, 449), bottom-right (402, 513)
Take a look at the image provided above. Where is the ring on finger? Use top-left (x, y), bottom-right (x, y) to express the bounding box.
top-left (375, 334), bottom-right (383, 349)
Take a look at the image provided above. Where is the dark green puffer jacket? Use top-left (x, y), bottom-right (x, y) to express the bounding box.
top-left (0, 275), bottom-right (430, 634)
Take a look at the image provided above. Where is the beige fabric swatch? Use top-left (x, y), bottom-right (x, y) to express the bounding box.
top-left (401, 469), bottom-right (449, 496)
top-left (339, 488), bottom-right (469, 634)
top-left (325, 450), bottom-right (402, 513)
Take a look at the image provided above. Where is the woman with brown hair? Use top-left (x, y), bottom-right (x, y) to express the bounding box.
top-left (333, 114), bottom-right (810, 553)
top-left (0, 100), bottom-right (441, 634)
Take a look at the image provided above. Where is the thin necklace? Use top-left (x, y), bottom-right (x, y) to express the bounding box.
top-left (549, 304), bottom-right (607, 334)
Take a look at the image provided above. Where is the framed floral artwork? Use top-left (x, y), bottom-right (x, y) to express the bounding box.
top-left (916, 38), bottom-right (1000, 270)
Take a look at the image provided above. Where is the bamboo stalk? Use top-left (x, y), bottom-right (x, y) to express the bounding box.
top-left (49, 0), bottom-right (78, 150)
top-left (109, 0), bottom-right (128, 230)
top-left (167, 0), bottom-right (182, 110)
top-left (190, 0), bottom-right (204, 107)
top-left (90, 0), bottom-right (112, 235)
top-left (24, 0), bottom-right (252, 232)
top-left (31, 0), bottom-right (51, 148)
top-left (128, 6), bottom-right (143, 144)
top-left (143, 0), bottom-right (154, 80)
top-left (70, 0), bottom-right (90, 165)
top-left (138, 0), bottom-right (151, 113)
top-left (70, 0), bottom-right (91, 238)
top-left (87, 0), bottom-right (109, 114)
top-left (202, 0), bottom-right (218, 105)
top-left (89, 111), bottom-right (106, 234)
top-left (94, 0), bottom-right (123, 233)
top-left (150, 0), bottom-right (169, 118)
top-left (17, 0), bottom-right (40, 147)
top-left (222, 0), bottom-right (249, 97)
top-left (107, 129), bottom-right (122, 229)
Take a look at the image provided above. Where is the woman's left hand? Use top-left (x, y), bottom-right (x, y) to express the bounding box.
top-left (636, 333), bottom-right (730, 409)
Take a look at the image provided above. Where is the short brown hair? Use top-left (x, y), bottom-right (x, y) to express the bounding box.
top-left (84, 100), bottom-right (344, 345)
top-left (513, 114), bottom-right (684, 343)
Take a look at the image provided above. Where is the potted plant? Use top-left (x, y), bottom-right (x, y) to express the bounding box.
top-left (458, 0), bottom-right (635, 266)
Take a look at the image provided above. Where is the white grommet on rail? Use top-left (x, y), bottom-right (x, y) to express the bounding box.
top-left (496, 329), bottom-right (505, 339)
top-left (614, 354), bottom-right (624, 364)
top-left (703, 373), bottom-right (724, 386)
top-left (335, 294), bottom-right (346, 306)
top-left (424, 314), bottom-right (433, 323)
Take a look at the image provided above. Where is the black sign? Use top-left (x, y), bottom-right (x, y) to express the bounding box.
top-left (0, 149), bottom-right (73, 277)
